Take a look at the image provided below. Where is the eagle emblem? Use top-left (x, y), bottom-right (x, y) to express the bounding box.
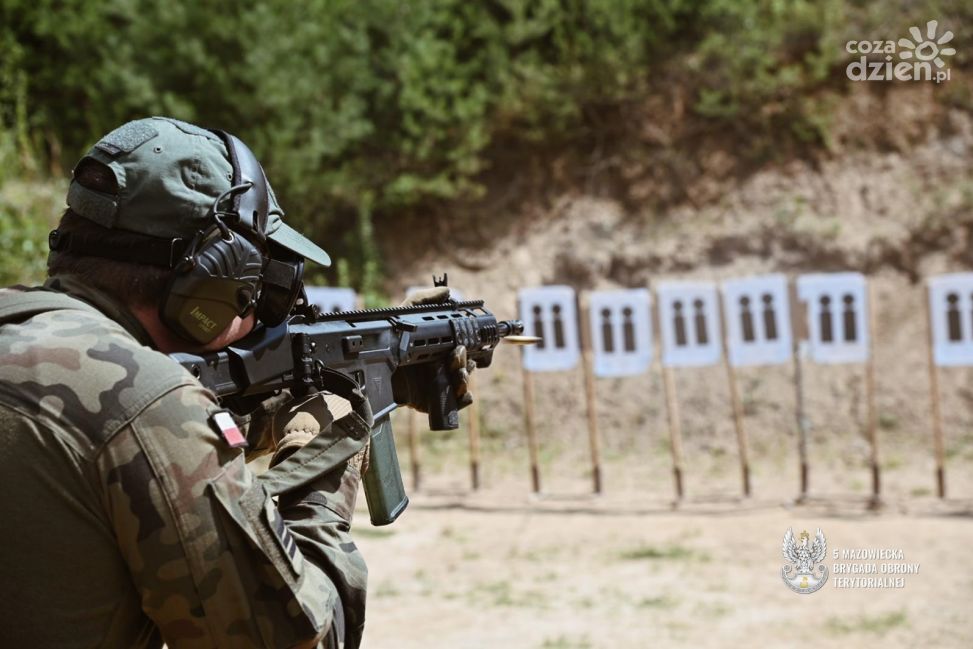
top-left (781, 527), bottom-right (828, 593)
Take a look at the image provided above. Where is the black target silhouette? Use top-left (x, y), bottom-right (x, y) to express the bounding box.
top-left (532, 304), bottom-right (546, 350)
top-left (739, 296), bottom-right (755, 342)
top-left (601, 308), bottom-right (614, 353)
top-left (947, 293), bottom-right (962, 341)
top-left (820, 295), bottom-right (833, 342)
top-left (762, 293), bottom-right (778, 340)
top-left (693, 298), bottom-right (708, 345)
top-left (552, 304), bottom-right (566, 349)
top-left (673, 300), bottom-right (687, 346)
top-left (622, 306), bottom-right (636, 352)
top-left (842, 294), bottom-right (857, 342)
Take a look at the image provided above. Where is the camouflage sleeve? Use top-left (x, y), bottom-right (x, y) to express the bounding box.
top-left (97, 382), bottom-right (362, 648)
top-left (277, 445), bottom-right (369, 647)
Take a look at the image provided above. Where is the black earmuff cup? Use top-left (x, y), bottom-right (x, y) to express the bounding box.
top-left (160, 228), bottom-right (265, 344)
top-left (162, 277), bottom-right (257, 344)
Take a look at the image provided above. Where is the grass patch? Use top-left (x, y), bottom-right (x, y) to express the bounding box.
top-left (474, 580), bottom-right (515, 606)
top-left (878, 413), bottom-right (899, 431)
top-left (826, 610), bottom-right (908, 635)
top-left (696, 601), bottom-right (730, 617)
top-left (638, 595), bottom-right (678, 609)
top-left (354, 527), bottom-right (396, 540)
top-left (882, 454), bottom-right (904, 470)
top-left (508, 545), bottom-right (564, 562)
top-left (539, 636), bottom-right (592, 649)
top-left (468, 580), bottom-right (549, 609)
top-left (618, 543), bottom-right (710, 562)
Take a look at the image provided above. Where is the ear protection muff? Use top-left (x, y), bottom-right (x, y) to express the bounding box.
top-left (159, 225), bottom-right (266, 344)
top-left (159, 131), bottom-right (305, 344)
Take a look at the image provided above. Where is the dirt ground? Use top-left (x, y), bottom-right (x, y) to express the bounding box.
top-left (353, 435), bottom-right (973, 649)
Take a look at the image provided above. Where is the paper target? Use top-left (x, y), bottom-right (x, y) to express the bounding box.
top-left (721, 274), bottom-right (792, 367)
top-left (304, 287), bottom-right (357, 313)
top-left (796, 273), bottom-right (869, 364)
top-left (519, 286), bottom-right (580, 372)
top-left (588, 289), bottom-right (653, 377)
top-left (928, 273), bottom-right (973, 366)
top-left (657, 281), bottom-right (722, 367)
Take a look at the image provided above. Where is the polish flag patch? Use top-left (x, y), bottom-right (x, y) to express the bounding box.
top-left (211, 410), bottom-right (248, 449)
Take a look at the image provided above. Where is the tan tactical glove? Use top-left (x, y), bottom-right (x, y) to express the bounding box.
top-left (400, 286), bottom-right (451, 308)
top-left (392, 287), bottom-right (475, 413)
top-left (271, 393), bottom-right (333, 465)
top-left (271, 392), bottom-right (370, 473)
top-left (450, 344), bottom-right (475, 408)
top-left (230, 390), bottom-right (293, 460)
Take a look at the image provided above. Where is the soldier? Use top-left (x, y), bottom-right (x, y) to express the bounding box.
top-left (0, 117), bottom-right (452, 648)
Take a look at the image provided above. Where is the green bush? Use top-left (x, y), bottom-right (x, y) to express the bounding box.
top-left (691, 0), bottom-right (845, 144)
top-left (1, 0), bottom-right (969, 287)
top-left (0, 177), bottom-right (66, 286)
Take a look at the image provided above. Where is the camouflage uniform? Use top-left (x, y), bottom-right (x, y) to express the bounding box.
top-left (0, 276), bottom-right (368, 648)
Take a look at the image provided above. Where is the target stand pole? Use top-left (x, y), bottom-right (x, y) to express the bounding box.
top-left (924, 285), bottom-right (946, 498)
top-left (651, 285), bottom-right (684, 503)
top-left (789, 281), bottom-right (810, 502)
top-left (865, 281), bottom-right (881, 508)
top-left (718, 294), bottom-right (751, 498)
top-left (724, 362), bottom-right (750, 498)
top-left (865, 355), bottom-right (881, 505)
top-left (520, 345), bottom-right (542, 494)
top-left (661, 365), bottom-right (685, 501)
top-left (578, 296), bottom-right (604, 494)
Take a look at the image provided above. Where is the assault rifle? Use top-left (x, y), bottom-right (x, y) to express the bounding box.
top-left (173, 294), bottom-right (528, 525)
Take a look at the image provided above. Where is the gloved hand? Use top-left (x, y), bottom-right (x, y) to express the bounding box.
top-left (271, 391), bottom-right (373, 472)
top-left (393, 286), bottom-right (475, 413)
top-left (271, 392), bottom-right (334, 466)
top-left (400, 286), bottom-right (451, 307)
top-left (391, 345), bottom-right (475, 413)
top-left (225, 390), bottom-right (293, 460)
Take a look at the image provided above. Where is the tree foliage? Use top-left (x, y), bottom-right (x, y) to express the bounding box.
top-left (1, 0), bottom-right (969, 287)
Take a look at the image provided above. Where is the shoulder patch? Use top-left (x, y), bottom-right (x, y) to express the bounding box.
top-left (95, 120), bottom-right (159, 156)
top-left (211, 410), bottom-right (248, 448)
top-left (265, 498), bottom-right (303, 574)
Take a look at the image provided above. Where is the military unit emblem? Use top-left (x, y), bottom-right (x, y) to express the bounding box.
top-left (781, 527), bottom-right (829, 594)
